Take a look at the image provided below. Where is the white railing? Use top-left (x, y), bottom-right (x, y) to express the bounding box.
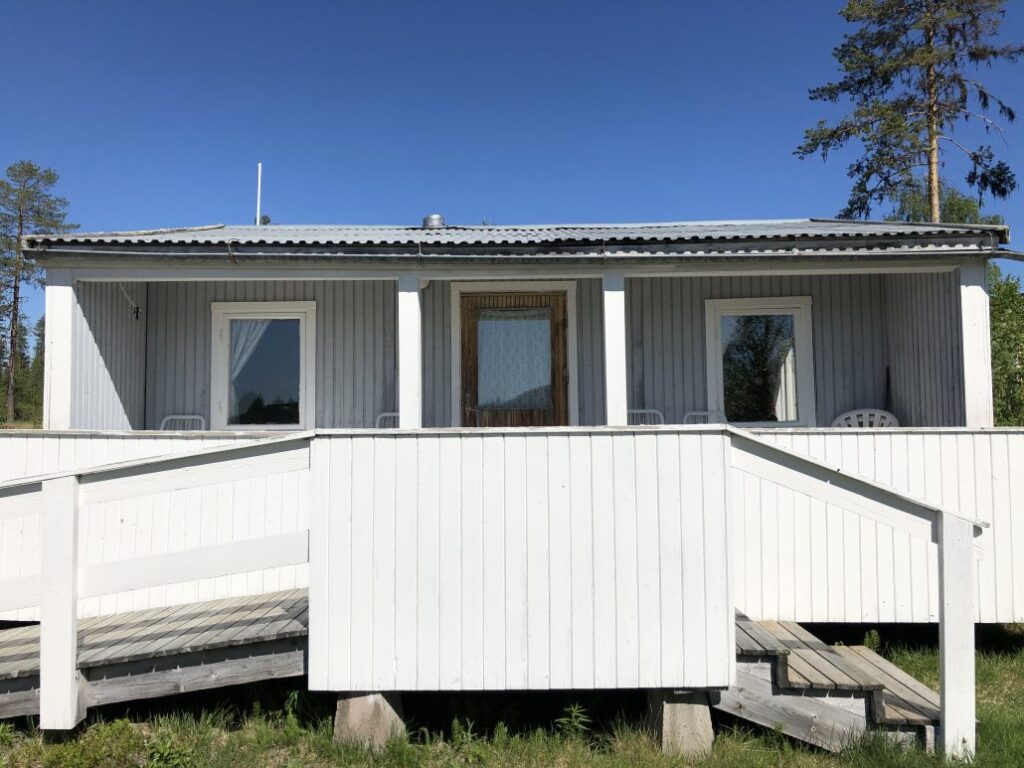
top-left (0, 426), bottom-right (982, 758)
top-left (747, 428), bottom-right (1024, 625)
top-left (727, 428), bottom-right (982, 758)
top-left (0, 432), bottom-right (313, 729)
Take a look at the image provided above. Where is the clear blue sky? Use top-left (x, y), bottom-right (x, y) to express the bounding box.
top-left (3, 0), bottom-right (1023, 334)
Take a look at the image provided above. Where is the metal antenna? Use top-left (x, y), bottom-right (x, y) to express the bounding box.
top-left (256, 162), bottom-right (263, 225)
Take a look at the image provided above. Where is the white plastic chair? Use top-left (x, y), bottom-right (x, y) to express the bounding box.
top-left (683, 410), bottom-right (726, 425)
top-left (374, 412), bottom-right (400, 428)
top-left (628, 408), bottom-right (665, 426)
top-left (159, 415), bottom-right (207, 431)
top-left (830, 409), bottom-right (899, 428)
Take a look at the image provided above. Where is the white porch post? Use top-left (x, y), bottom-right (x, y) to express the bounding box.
top-left (938, 512), bottom-right (976, 759)
top-left (959, 261), bottom-right (994, 428)
top-left (602, 273), bottom-right (628, 426)
top-left (43, 269), bottom-right (74, 430)
top-left (397, 275), bottom-right (422, 428)
top-left (40, 475), bottom-right (84, 730)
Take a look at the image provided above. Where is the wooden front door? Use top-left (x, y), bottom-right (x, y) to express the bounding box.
top-left (460, 292), bottom-right (568, 427)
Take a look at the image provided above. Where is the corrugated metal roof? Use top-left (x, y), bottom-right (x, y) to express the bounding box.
top-left (25, 218), bottom-right (1009, 248)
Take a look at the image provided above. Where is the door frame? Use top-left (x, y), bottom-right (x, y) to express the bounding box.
top-left (450, 281), bottom-right (579, 427)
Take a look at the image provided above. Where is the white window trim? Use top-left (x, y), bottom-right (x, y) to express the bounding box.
top-left (211, 301), bottom-right (316, 431)
top-left (450, 281), bottom-right (579, 427)
top-left (705, 296), bottom-right (816, 428)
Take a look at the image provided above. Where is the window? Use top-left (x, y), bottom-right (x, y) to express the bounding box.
top-left (211, 302), bottom-right (315, 430)
top-left (705, 297), bottom-right (815, 426)
top-left (477, 308), bottom-right (554, 410)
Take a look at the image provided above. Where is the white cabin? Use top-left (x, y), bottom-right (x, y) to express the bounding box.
top-left (1, 217), bottom-right (1020, 757)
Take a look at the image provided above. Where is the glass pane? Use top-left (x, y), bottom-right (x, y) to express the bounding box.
top-left (477, 308), bottom-right (553, 410)
top-left (720, 314), bottom-right (797, 423)
top-left (228, 318), bottom-right (301, 425)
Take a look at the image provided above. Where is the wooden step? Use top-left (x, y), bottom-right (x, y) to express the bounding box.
top-left (714, 669), bottom-right (868, 753)
top-left (728, 617), bottom-right (941, 752)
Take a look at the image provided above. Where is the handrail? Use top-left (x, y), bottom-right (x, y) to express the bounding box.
top-left (726, 424), bottom-right (978, 758)
top-left (724, 425), bottom-right (988, 531)
top-left (0, 430), bottom-right (314, 495)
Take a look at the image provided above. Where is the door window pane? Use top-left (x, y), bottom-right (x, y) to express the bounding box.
top-left (228, 318), bottom-right (301, 424)
top-left (720, 314), bottom-right (797, 422)
top-left (477, 308), bottom-right (553, 409)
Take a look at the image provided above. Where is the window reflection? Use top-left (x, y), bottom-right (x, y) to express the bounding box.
top-left (721, 314), bottom-right (797, 422)
top-left (228, 318), bottom-right (301, 424)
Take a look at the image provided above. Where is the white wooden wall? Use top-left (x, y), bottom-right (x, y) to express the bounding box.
top-left (883, 272), bottom-right (965, 427)
top-left (72, 282), bottom-right (147, 429)
top-left (741, 429), bottom-right (1024, 624)
top-left (0, 432), bottom-right (307, 621)
top-left (308, 429), bottom-right (734, 691)
top-left (144, 281), bottom-right (396, 429)
top-left (626, 275), bottom-right (890, 426)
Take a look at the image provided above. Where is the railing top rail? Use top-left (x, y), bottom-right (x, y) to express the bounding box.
top-left (0, 424), bottom-right (987, 531)
top-left (0, 430), bottom-right (314, 494)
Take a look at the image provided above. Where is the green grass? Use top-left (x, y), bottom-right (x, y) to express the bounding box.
top-left (1, 638), bottom-right (1021, 768)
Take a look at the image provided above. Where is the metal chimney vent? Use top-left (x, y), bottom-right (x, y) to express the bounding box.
top-left (422, 213), bottom-right (445, 229)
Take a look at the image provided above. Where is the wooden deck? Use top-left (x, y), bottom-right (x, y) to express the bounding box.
top-left (0, 591), bottom-right (940, 750)
top-left (0, 590), bottom-right (308, 719)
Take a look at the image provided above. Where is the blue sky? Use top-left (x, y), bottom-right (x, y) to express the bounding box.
top-left (3, 0), bottom-right (1023, 333)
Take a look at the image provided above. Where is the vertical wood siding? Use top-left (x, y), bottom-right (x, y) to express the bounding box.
top-left (72, 282), bottom-right (147, 429)
top-left (421, 281), bottom-right (452, 428)
top-left (0, 432), bottom-right (304, 621)
top-left (308, 430), bottom-right (734, 691)
top-left (144, 281), bottom-right (395, 429)
top-left (884, 272), bottom-right (965, 426)
top-left (740, 429), bottom-right (1024, 624)
top-left (626, 275), bottom-right (890, 426)
top-left (421, 280), bottom-right (607, 427)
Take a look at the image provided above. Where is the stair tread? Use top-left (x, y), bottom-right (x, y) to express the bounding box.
top-left (736, 616), bottom-right (789, 657)
top-left (759, 621), bottom-right (869, 691)
top-left (842, 646), bottom-right (939, 725)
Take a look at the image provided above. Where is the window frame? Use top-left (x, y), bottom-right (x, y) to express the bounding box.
top-left (704, 296), bottom-right (816, 427)
top-left (210, 301), bottom-right (316, 431)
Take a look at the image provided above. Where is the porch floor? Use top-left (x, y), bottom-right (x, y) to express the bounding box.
top-left (0, 591), bottom-right (939, 748)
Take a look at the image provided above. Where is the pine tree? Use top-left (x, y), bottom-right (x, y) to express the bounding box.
top-left (0, 161), bottom-right (77, 423)
top-left (797, 0), bottom-right (1023, 220)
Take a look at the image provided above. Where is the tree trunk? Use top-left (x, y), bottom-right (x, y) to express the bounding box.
top-left (925, 18), bottom-right (941, 222)
top-left (6, 210), bottom-right (23, 423)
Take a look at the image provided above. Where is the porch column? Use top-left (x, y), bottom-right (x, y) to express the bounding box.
top-left (602, 273), bottom-right (628, 426)
top-left (397, 275), bottom-right (422, 428)
top-left (43, 269), bottom-right (74, 430)
top-left (959, 261), bottom-right (994, 427)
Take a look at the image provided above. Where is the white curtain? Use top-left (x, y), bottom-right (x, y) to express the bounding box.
top-left (477, 309), bottom-right (552, 409)
top-left (774, 344), bottom-right (797, 421)
top-left (228, 319), bottom-right (272, 420)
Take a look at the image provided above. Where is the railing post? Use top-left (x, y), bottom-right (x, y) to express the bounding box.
top-left (40, 475), bottom-right (84, 730)
top-left (938, 511), bottom-right (976, 759)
